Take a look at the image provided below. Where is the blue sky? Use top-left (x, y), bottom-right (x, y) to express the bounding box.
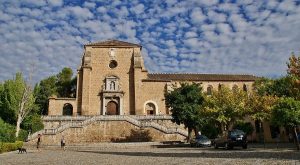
top-left (0, 0), bottom-right (300, 83)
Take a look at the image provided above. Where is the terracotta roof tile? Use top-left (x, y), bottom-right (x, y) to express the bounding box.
top-left (85, 39), bottom-right (141, 48)
top-left (146, 73), bottom-right (258, 81)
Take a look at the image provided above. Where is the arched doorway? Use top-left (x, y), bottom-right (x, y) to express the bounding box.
top-left (145, 102), bottom-right (156, 115)
top-left (106, 101), bottom-right (118, 115)
top-left (63, 103), bottom-right (73, 116)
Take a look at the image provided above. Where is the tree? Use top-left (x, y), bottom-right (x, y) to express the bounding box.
top-left (253, 77), bottom-right (293, 98)
top-left (165, 83), bottom-right (205, 141)
top-left (271, 97), bottom-right (300, 150)
top-left (204, 87), bottom-right (248, 134)
top-left (247, 93), bottom-right (278, 122)
top-left (34, 67), bottom-right (76, 115)
top-left (34, 76), bottom-right (57, 115)
top-left (0, 73), bottom-right (36, 137)
top-left (287, 53), bottom-right (300, 100)
top-left (56, 67), bottom-right (74, 97)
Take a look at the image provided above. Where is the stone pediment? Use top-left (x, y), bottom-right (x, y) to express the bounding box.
top-left (85, 39), bottom-right (141, 48)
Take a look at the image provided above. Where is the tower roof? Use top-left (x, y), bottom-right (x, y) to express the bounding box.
top-left (84, 39), bottom-right (141, 48)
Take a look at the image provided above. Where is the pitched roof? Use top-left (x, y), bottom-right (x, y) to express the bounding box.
top-left (84, 39), bottom-right (141, 48)
top-left (145, 73), bottom-right (258, 82)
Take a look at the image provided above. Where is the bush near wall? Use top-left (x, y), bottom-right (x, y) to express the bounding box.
top-left (0, 118), bottom-right (16, 142)
top-left (0, 141), bottom-right (23, 153)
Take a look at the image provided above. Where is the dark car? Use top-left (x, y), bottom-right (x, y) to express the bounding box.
top-left (214, 129), bottom-right (247, 149)
top-left (190, 135), bottom-right (212, 147)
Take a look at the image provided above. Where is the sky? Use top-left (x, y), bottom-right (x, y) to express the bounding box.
top-left (0, 0), bottom-right (300, 84)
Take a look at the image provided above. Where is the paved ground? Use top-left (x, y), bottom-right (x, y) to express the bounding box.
top-left (1, 142), bottom-right (300, 165)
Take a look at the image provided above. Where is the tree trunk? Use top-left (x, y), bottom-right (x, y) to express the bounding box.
top-left (16, 113), bottom-right (22, 138)
top-left (187, 127), bottom-right (193, 142)
top-left (293, 127), bottom-right (300, 151)
top-left (194, 127), bottom-right (199, 137)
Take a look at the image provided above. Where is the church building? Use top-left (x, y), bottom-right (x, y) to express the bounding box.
top-left (48, 40), bottom-right (256, 117)
top-left (30, 40), bottom-right (283, 144)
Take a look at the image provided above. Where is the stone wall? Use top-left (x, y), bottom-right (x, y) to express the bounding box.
top-left (48, 97), bottom-right (77, 116)
top-left (30, 119), bottom-right (186, 145)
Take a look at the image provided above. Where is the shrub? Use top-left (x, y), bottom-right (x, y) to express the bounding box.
top-left (17, 129), bottom-right (29, 142)
top-left (22, 114), bottom-right (44, 133)
top-left (0, 118), bottom-right (16, 142)
top-left (0, 141), bottom-right (23, 153)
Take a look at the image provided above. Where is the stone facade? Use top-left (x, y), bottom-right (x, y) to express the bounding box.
top-left (43, 40), bottom-right (286, 144)
top-left (49, 40), bottom-right (256, 117)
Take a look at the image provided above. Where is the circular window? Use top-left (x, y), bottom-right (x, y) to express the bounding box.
top-left (109, 60), bottom-right (118, 69)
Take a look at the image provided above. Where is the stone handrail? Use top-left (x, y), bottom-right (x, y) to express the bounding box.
top-left (28, 115), bottom-right (188, 141)
top-left (42, 115), bottom-right (173, 121)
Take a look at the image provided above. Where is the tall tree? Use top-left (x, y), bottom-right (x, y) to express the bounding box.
top-left (0, 73), bottom-right (35, 137)
top-left (287, 53), bottom-right (300, 100)
top-left (271, 97), bottom-right (300, 150)
top-left (165, 83), bottom-right (205, 141)
top-left (204, 87), bottom-right (248, 134)
top-left (247, 92), bottom-right (278, 142)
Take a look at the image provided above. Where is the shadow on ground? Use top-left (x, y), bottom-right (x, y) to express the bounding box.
top-left (76, 145), bottom-right (300, 161)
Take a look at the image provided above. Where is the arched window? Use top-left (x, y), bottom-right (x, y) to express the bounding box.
top-left (232, 84), bottom-right (238, 92)
top-left (63, 103), bottom-right (73, 116)
top-left (243, 84), bottom-right (248, 92)
top-left (145, 102), bottom-right (156, 115)
top-left (207, 85), bottom-right (213, 95)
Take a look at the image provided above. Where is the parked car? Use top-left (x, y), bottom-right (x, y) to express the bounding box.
top-left (190, 135), bottom-right (212, 147)
top-left (214, 129), bottom-right (247, 149)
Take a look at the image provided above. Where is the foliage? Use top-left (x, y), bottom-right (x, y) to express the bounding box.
top-left (56, 67), bottom-right (75, 97)
top-left (247, 92), bottom-right (278, 122)
top-left (271, 97), bottom-right (300, 128)
top-left (165, 83), bottom-right (205, 141)
top-left (233, 121), bottom-right (254, 135)
top-left (21, 114), bottom-right (44, 133)
top-left (0, 73), bottom-right (38, 138)
top-left (0, 73), bottom-right (25, 124)
top-left (0, 141), bottom-right (23, 153)
top-left (34, 67), bottom-right (76, 115)
top-left (34, 76), bottom-right (57, 115)
top-left (253, 78), bottom-right (274, 96)
top-left (0, 118), bottom-right (16, 142)
top-left (253, 77), bottom-right (294, 98)
top-left (271, 97), bottom-right (300, 150)
top-left (204, 86), bottom-right (248, 132)
top-left (287, 53), bottom-right (300, 78)
top-left (287, 53), bottom-right (300, 100)
top-left (17, 129), bottom-right (29, 142)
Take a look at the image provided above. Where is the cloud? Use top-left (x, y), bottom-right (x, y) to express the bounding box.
top-left (190, 7), bottom-right (206, 24)
top-left (47, 0), bottom-right (63, 7)
top-left (0, 0), bottom-right (300, 84)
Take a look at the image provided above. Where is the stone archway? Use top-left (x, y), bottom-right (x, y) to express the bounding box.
top-left (63, 103), bottom-right (73, 116)
top-left (106, 101), bottom-right (118, 115)
top-left (145, 102), bottom-right (156, 115)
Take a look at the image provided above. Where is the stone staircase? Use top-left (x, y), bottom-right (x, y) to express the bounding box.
top-left (27, 115), bottom-right (188, 141)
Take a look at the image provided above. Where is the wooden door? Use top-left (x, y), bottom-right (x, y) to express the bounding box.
top-left (106, 101), bottom-right (118, 115)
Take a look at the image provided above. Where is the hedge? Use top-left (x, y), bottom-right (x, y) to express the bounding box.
top-left (0, 141), bottom-right (23, 153)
